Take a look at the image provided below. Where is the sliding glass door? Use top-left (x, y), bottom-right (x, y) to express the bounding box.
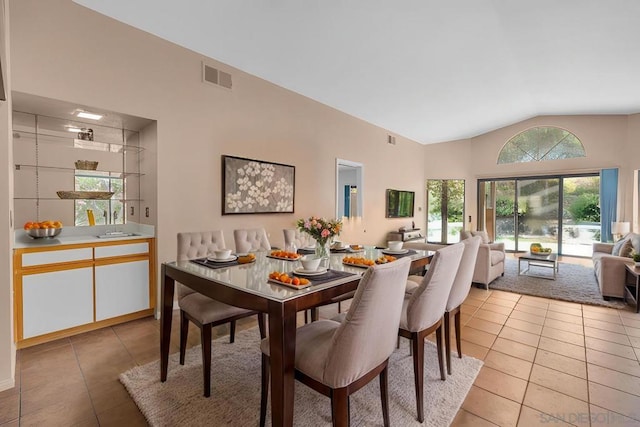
top-left (479, 174), bottom-right (599, 256)
top-left (517, 178), bottom-right (560, 253)
top-left (562, 176), bottom-right (601, 256)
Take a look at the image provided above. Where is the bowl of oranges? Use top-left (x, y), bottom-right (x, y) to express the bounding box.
top-left (24, 220), bottom-right (63, 239)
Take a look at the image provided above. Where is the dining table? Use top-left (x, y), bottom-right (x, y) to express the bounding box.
top-left (160, 247), bottom-right (433, 427)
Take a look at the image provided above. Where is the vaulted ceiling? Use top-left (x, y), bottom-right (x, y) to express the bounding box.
top-left (74, 0), bottom-right (640, 144)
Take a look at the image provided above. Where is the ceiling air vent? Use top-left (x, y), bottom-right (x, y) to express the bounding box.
top-left (202, 62), bottom-right (232, 89)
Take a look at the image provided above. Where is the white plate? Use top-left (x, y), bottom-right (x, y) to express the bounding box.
top-left (293, 267), bottom-right (328, 276)
top-left (381, 249), bottom-right (408, 255)
top-left (207, 255), bottom-right (238, 262)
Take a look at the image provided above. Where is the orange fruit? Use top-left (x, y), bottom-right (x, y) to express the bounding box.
top-left (23, 221), bottom-right (34, 230)
top-left (292, 277), bottom-right (300, 286)
top-left (52, 221), bottom-right (62, 228)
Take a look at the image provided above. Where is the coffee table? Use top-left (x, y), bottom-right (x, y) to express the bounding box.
top-left (518, 252), bottom-right (558, 280)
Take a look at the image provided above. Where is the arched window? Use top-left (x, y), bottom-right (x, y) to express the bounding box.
top-left (498, 126), bottom-right (586, 164)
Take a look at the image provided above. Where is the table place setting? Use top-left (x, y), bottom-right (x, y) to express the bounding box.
top-left (380, 240), bottom-right (417, 258)
top-left (190, 249), bottom-right (256, 269)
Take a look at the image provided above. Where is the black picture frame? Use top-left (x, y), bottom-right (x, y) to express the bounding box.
top-left (222, 155), bottom-right (295, 215)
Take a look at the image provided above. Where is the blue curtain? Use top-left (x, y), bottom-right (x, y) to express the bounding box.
top-left (600, 168), bottom-right (618, 242)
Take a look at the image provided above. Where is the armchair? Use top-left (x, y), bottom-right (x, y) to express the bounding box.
top-left (460, 230), bottom-right (505, 289)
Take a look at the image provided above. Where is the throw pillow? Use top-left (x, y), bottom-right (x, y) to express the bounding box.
top-left (471, 230), bottom-right (490, 244)
top-left (611, 237), bottom-right (629, 257)
top-left (628, 233), bottom-right (640, 255)
top-left (619, 239), bottom-right (634, 258)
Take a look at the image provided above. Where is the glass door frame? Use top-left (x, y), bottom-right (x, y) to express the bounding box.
top-left (477, 172), bottom-right (599, 256)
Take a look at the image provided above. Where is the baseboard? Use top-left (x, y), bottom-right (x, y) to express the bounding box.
top-left (0, 377), bottom-right (15, 392)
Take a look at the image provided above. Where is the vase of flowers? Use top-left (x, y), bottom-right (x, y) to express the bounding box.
top-left (296, 216), bottom-right (342, 265)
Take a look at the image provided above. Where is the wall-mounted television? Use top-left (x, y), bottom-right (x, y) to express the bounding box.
top-left (386, 189), bottom-right (415, 218)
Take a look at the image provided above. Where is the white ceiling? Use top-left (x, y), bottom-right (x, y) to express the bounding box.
top-left (74, 0), bottom-right (640, 144)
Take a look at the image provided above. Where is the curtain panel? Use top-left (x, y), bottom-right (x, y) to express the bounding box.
top-left (600, 168), bottom-right (618, 242)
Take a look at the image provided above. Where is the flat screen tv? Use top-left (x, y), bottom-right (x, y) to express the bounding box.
top-left (386, 189), bottom-right (415, 218)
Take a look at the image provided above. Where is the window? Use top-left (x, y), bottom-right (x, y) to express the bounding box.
top-left (74, 173), bottom-right (124, 226)
top-left (426, 180), bottom-right (465, 244)
top-left (498, 127), bottom-right (585, 164)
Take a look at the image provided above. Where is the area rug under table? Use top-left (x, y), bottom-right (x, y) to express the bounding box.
top-left (489, 258), bottom-right (627, 308)
top-left (120, 327), bottom-right (482, 426)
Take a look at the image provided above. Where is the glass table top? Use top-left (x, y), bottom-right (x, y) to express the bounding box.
top-left (165, 248), bottom-right (432, 303)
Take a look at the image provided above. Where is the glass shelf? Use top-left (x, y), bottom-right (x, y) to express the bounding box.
top-left (13, 130), bottom-right (144, 153)
top-left (14, 197), bottom-right (144, 202)
top-left (14, 164), bottom-right (144, 178)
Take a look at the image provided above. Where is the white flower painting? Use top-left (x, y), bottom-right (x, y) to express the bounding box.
top-left (223, 156), bottom-right (295, 214)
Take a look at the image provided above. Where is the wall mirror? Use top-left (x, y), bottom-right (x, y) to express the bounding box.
top-left (336, 158), bottom-right (363, 219)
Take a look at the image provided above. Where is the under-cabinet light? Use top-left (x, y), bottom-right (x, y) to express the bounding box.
top-left (67, 127), bottom-right (83, 133)
top-left (76, 111), bottom-right (103, 120)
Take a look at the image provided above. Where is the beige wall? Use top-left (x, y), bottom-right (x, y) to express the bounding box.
top-left (0, 0), bottom-right (15, 391)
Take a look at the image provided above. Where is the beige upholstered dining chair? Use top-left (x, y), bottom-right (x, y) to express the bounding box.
top-left (177, 231), bottom-right (265, 397)
top-left (398, 243), bottom-right (464, 423)
top-left (283, 228), bottom-right (314, 250)
top-left (233, 228), bottom-right (272, 253)
top-left (259, 257), bottom-right (411, 427)
top-left (443, 236), bottom-right (480, 375)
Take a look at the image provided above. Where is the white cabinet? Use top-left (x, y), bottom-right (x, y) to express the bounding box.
top-left (95, 260), bottom-right (149, 321)
top-left (22, 267), bottom-right (94, 338)
top-left (14, 238), bottom-right (156, 348)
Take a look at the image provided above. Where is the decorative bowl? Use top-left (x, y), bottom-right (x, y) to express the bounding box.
top-left (75, 160), bottom-right (99, 170)
top-left (300, 255), bottom-right (322, 271)
top-left (387, 240), bottom-right (404, 251)
top-left (213, 249), bottom-right (233, 259)
top-left (57, 191), bottom-right (114, 200)
top-left (27, 228), bottom-right (62, 239)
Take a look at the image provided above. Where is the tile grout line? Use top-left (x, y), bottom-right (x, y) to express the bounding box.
top-left (69, 327), bottom-right (113, 425)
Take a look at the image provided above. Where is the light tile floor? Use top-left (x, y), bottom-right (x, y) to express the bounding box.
top-left (2, 256), bottom-right (640, 426)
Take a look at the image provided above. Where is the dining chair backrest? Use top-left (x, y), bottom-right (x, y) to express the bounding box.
top-left (323, 257), bottom-right (411, 388)
top-left (283, 228), bottom-right (314, 249)
top-left (177, 230), bottom-right (226, 299)
top-left (405, 243), bottom-right (464, 332)
top-left (446, 236), bottom-right (481, 312)
top-left (233, 228), bottom-right (271, 253)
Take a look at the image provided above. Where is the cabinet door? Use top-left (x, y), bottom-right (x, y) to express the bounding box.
top-left (22, 267), bottom-right (94, 339)
top-left (95, 260), bottom-right (150, 321)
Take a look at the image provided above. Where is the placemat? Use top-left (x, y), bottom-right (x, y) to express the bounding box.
top-left (390, 249), bottom-right (417, 259)
top-left (292, 269), bottom-right (359, 285)
top-left (297, 248), bottom-right (315, 255)
top-left (191, 258), bottom-right (241, 269)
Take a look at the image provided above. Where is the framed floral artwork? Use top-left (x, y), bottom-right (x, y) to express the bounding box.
top-left (222, 155), bottom-right (295, 214)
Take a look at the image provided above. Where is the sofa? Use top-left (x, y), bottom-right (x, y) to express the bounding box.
top-left (592, 233), bottom-right (639, 298)
top-left (460, 230), bottom-right (505, 289)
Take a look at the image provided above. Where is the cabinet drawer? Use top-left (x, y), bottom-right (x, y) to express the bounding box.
top-left (22, 247), bottom-right (93, 267)
top-left (95, 242), bottom-right (149, 258)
